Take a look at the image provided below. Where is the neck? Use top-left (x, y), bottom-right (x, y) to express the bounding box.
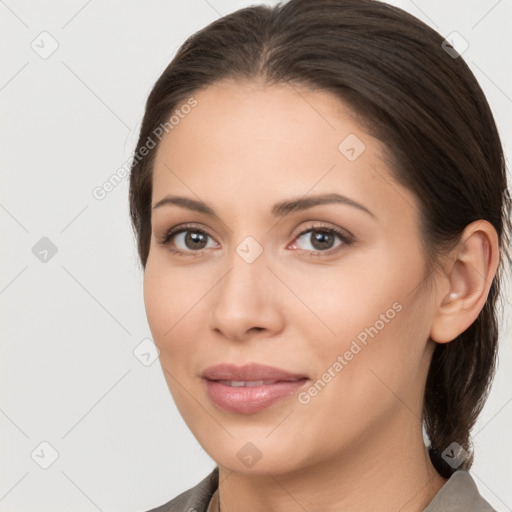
top-left (217, 414), bottom-right (447, 512)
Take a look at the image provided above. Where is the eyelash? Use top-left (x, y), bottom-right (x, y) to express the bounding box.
top-left (157, 222), bottom-right (354, 258)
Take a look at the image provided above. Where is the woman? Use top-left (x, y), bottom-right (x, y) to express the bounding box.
top-left (129, 0), bottom-right (511, 510)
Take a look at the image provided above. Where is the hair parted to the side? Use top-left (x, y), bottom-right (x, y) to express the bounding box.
top-left (129, 0), bottom-right (511, 478)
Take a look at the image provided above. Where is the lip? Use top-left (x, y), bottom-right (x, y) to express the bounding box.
top-left (201, 363), bottom-right (309, 414)
top-left (201, 363), bottom-right (308, 382)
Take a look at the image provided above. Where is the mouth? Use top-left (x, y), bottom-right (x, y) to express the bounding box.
top-left (201, 362), bottom-right (309, 382)
top-left (215, 379), bottom-right (295, 387)
top-left (201, 363), bottom-right (310, 414)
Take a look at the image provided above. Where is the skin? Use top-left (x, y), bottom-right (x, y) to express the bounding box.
top-left (143, 78), bottom-right (500, 512)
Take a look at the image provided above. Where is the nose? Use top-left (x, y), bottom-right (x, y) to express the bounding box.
top-left (208, 242), bottom-right (284, 343)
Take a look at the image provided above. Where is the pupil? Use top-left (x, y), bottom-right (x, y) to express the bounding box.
top-left (312, 231), bottom-right (333, 250)
top-left (187, 232), bottom-right (206, 249)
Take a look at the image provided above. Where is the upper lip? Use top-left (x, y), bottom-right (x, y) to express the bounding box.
top-left (202, 363), bottom-right (308, 382)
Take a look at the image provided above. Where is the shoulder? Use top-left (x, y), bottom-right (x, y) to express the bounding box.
top-left (423, 470), bottom-right (496, 512)
top-left (141, 467), bottom-right (496, 512)
top-left (142, 466), bottom-right (219, 512)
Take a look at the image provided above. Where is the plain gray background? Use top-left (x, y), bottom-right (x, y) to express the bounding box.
top-left (1, 0), bottom-right (511, 510)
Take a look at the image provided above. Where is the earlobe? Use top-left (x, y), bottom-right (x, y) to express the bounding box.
top-left (429, 220), bottom-right (500, 344)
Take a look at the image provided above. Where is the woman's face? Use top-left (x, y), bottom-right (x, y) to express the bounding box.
top-left (144, 79), bottom-right (439, 474)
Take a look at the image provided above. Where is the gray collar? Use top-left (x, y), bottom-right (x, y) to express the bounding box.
top-left (146, 467), bottom-right (496, 512)
top-left (423, 470), bottom-right (496, 512)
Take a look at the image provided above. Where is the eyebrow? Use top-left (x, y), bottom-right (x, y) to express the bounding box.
top-left (152, 192), bottom-right (375, 218)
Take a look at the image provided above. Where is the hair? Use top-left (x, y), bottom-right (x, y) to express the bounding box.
top-left (129, 0), bottom-right (511, 478)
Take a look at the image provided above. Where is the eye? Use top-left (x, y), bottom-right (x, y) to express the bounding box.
top-left (157, 222), bottom-right (354, 257)
top-left (157, 223), bottom-right (218, 257)
top-left (290, 223), bottom-right (353, 255)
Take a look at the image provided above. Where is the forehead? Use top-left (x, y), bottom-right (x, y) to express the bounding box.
top-left (151, 79), bottom-right (414, 222)
top-left (158, 79), bottom-right (374, 161)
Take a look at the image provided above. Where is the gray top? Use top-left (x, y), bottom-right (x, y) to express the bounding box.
top-left (144, 466), bottom-right (497, 512)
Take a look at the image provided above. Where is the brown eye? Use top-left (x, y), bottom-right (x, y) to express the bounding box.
top-left (178, 230), bottom-right (209, 250)
top-left (158, 222), bottom-right (353, 258)
top-left (292, 225), bottom-right (353, 255)
top-left (158, 224), bottom-right (217, 256)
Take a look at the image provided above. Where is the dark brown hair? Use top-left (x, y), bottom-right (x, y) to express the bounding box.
top-left (129, 0), bottom-right (511, 478)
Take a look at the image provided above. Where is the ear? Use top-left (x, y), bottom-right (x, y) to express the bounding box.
top-left (430, 220), bottom-right (500, 344)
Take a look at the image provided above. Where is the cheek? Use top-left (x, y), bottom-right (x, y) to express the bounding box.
top-left (292, 247), bottom-right (429, 384)
top-left (293, 289), bottom-right (428, 450)
top-left (143, 259), bottom-right (210, 367)
top-left (143, 267), bottom-right (168, 341)
top-left (283, 257), bottom-right (400, 344)
top-left (143, 264), bottom-right (199, 412)
top-left (143, 260), bottom-right (186, 351)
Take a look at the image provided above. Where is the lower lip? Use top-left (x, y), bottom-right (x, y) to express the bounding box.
top-left (203, 378), bottom-right (309, 414)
